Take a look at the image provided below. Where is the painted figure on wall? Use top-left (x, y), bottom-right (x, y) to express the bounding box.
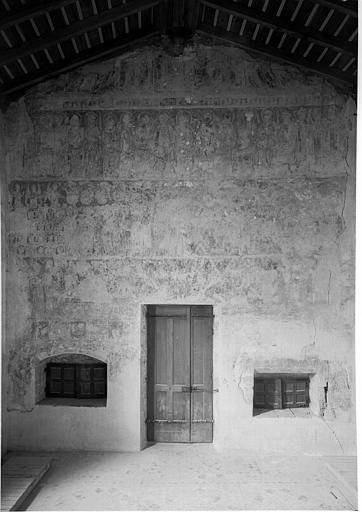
top-left (134, 113), bottom-right (155, 174)
top-left (311, 107), bottom-right (322, 166)
top-left (278, 109), bottom-right (298, 168)
top-left (234, 110), bottom-right (256, 170)
top-left (135, 113), bottom-right (154, 152)
top-left (35, 113), bottom-right (54, 177)
top-left (68, 113), bottom-right (84, 178)
top-left (217, 110), bottom-right (235, 158)
top-left (103, 112), bottom-right (119, 177)
top-left (294, 106), bottom-right (310, 168)
top-left (53, 113), bottom-right (69, 177)
top-left (118, 112), bottom-right (134, 171)
top-left (196, 111), bottom-right (217, 159)
top-left (155, 112), bottom-right (176, 173)
top-left (175, 110), bottom-right (194, 172)
top-left (323, 104), bottom-right (344, 161)
top-left (256, 108), bottom-right (277, 168)
top-left (84, 111), bottom-right (102, 177)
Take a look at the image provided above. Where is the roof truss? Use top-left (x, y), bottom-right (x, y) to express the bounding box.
top-left (0, 0), bottom-right (357, 100)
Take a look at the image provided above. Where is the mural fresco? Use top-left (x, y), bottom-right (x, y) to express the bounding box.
top-left (7, 105), bottom-right (352, 180)
top-left (4, 43), bottom-right (356, 440)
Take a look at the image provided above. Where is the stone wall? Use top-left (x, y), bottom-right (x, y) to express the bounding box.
top-left (1, 109), bottom-right (8, 456)
top-left (3, 40), bottom-right (356, 453)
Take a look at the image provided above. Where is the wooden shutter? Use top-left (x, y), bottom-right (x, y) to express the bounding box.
top-left (190, 305), bottom-right (213, 443)
top-left (47, 365), bottom-right (63, 397)
top-left (62, 365), bottom-right (76, 396)
top-left (77, 364), bottom-right (107, 398)
top-left (47, 364), bottom-right (76, 398)
top-left (254, 378), bottom-right (282, 409)
top-left (283, 378), bottom-right (309, 407)
top-left (147, 305), bottom-right (191, 443)
top-left (93, 366), bottom-right (107, 397)
top-left (265, 378), bottom-right (282, 409)
top-left (254, 379), bottom-right (267, 407)
top-left (47, 363), bottom-right (106, 399)
top-left (78, 365), bottom-right (93, 397)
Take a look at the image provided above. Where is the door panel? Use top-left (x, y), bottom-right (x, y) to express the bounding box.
top-left (147, 305), bottom-right (213, 443)
top-left (191, 310), bottom-right (213, 442)
top-left (147, 307), bottom-right (191, 443)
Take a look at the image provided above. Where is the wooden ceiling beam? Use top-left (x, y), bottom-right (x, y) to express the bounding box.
top-left (155, 0), bottom-right (169, 34)
top-left (200, 0), bottom-right (356, 57)
top-left (186, 0), bottom-right (201, 32)
top-left (0, 0), bottom-right (77, 31)
top-left (0, 0), bottom-right (160, 67)
top-left (0, 29), bottom-right (159, 97)
top-left (309, 0), bottom-right (357, 18)
top-left (197, 24), bottom-right (354, 89)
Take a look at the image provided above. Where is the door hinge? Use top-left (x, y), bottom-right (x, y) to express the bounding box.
top-left (191, 420), bottom-right (215, 423)
top-left (146, 419), bottom-right (188, 423)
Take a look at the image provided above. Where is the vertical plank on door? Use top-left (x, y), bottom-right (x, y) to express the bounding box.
top-left (147, 305), bottom-right (191, 442)
top-left (191, 306), bottom-right (213, 442)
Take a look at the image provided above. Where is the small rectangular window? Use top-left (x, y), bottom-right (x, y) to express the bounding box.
top-left (253, 375), bottom-right (309, 413)
top-left (46, 363), bottom-right (107, 399)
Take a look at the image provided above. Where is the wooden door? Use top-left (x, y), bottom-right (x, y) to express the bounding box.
top-left (147, 305), bottom-right (213, 443)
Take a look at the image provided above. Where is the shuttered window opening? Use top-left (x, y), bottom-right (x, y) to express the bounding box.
top-left (46, 363), bottom-right (107, 399)
top-left (253, 376), bottom-right (309, 410)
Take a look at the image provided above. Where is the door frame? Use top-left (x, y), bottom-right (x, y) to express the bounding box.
top-left (140, 303), bottom-right (215, 448)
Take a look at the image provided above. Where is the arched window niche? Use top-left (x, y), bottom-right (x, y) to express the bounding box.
top-left (36, 353), bottom-right (107, 407)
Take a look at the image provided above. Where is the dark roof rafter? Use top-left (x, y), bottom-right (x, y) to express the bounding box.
top-left (0, 0), bottom-right (357, 99)
top-left (310, 0), bottom-right (357, 18)
top-left (0, 0), bottom-right (159, 67)
top-left (200, 0), bottom-right (357, 57)
top-left (197, 24), bottom-right (354, 89)
top-left (185, 0), bottom-right (201, 32)
top-left (2, 29), bottom-right (159, 97)
top-left (0, 0), bottom-right (77, 31)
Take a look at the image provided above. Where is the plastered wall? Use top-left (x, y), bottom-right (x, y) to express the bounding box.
top-left (3, 40), bottom-right (356, 454)
top-left (1, 109), bottom-right (8, 456)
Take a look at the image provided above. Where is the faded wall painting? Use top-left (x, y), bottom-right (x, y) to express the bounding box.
top-left (3, 42), bottom-right (356, 453)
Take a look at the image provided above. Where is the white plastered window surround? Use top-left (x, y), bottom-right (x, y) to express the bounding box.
top-left (252, 372), bottom-right (320, 418)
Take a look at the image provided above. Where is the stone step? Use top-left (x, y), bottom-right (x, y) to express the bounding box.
top-left (1, 455), bottom-right (52, 511)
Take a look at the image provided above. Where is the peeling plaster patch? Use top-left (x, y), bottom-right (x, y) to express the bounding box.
top-left (324, 422), bottom-right (344, 454)
top-left (70, 321), bottom-right (86, 338)
top-left (36, 321), bottom-right (49, 340)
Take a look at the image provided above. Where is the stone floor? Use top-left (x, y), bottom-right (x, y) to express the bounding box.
top-left (11, 445), bottom-right (358, 510)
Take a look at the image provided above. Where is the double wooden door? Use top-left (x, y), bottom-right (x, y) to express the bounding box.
top-left (147, 305), bottom-right (213, 443)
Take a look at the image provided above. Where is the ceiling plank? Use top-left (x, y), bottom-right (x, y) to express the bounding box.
top-left (197, 24), bottom-right (355, 89)
top-left (0, 0), bottom-right (77, 31)
top-left (0, 0), bottom-right (160, 67)
top-left (0, 29), bottom-right (159, 96)
top-left (200, 0), bottom-right (356, 56)
top-left (185, 0), bottom-right (201, 32)
top-left (310, 0), bottom-right (357, 18)
top-left (154, 0), bottom-right (169, 33)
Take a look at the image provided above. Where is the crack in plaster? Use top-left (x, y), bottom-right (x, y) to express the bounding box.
top-left (302, 320), bottom-right (317, 359)
top-left (327, 270), bottom-right (332, 304)
top-left (312, 319), bottom-right (317, 346)
top-left (345, 368), bottom-right (351, 391)
top-left (324, 421), bottom-right (345, 454)
top-left (233, 357), bottom-right (251, 405)
top-left (339, 135), bottom-right (351, 238)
